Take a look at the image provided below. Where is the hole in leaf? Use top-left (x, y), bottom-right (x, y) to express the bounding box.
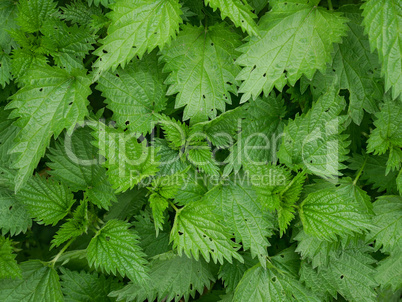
top-left (178, 231), bottom-right (184, 236)
top-left (68, 102), bottom-right (73, 105)
top-left (340, 275), bottom-right (344, 279)
top-left (210, 42), bottom-right (214, 46)
top-left (9, 206), bottom-right (12, 210)
top-left (271, 276), bottom-right (277, 282)
top-left (280, 254), bottom-right (284, 258)
top-left (263, 73), bottom-right (266, 77)
top-left (105, 236), bottom-right (111, 241)
top-left (202, 95), bottom-right (206, 99)
top-left (125, 121), bottom-right (130, 125)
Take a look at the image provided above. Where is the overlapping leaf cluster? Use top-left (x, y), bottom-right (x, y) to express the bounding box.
top-left (0, 0), bottom-right (401, 301)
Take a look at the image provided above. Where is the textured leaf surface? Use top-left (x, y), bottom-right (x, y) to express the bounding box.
top-left (362, 0), bottom-right (402, 98)
top-left (97, 53), bottom-right (167, 135)
top-left (376, 252), bottom-right (402, 292)
top-left (278, 86), bottom-right (349, 178)
top-left (170, 199), bottom-right (243, 264)
top-left (233, 263), bottom-right (320, 302)
top-left (86, 219), bottom-right (148, 282)
top-left (16, 0), bottom-right (57, 33)
top-left (0, 236), bottom-right (21, 279)
top-left (93, 0), bottom-right (182, 73)
top-left (60, 268), bottom-right (122, 302)
top-left (299, 188), bottom-right (371, 241)
top-left (0, 190), bottom-right (31, 236)
top-left (6, 65), bottom-right (91, 190)
top-left (16, 175), bottom-right (75, 226)
top-left (0, 260), bottom-right (63, 302)
top-left (368, 196), bottom-right (402, 254)
top-left (236, 0), bottom-right (348, 102)
top-left (47, 127), bottom-right (116, 209)
top-left (161, 23), bottom-right (241, 122)
top-left (204, 0), bottom-right (258, 35)
top-left (110, 252), bottom-right (215, 302)
top-left (93, 122), bottom-right (160, 193)
top-left (308, 5), bottom-right (382, 124)
top-left (205, 181), bottom-right (274, 266)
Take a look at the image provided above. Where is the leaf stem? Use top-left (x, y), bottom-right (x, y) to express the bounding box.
top-left (327, 0), bottom-right (333, 10)
top-left (49, 238), bottom-right (75, 267)
top-left (168, 200), bottom-right (179, 212)
top-left (353, 156), bottom-right (367, 185)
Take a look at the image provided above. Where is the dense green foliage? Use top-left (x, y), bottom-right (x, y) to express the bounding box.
top-left (0, 0), bottom-right (401, 301)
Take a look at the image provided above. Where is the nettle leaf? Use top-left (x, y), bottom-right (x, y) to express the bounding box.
top-left (236, 0), bottom-right (348, 102)
top-left (93, 0), bottom-right (182, 74)
top-left (0, 260), bottom-right (63, 302)
top-left (160, 23), bottom-right (242, 122)
top-left (93, 122), bottom-right (160, 193)
top-left (16, 175), bottom-right (75, 226)
top-left (86, 219), bottom-right (148, 282)
top-left (6, 65), bottom-right (91, 191)
top-left (97, 52), bottom-right (167, 135)
top-left (51, 199), bottom-right (88, 249)
top-left (204, 181), bottom-right (275, 267)
top-left (148, 193), bottom-right (169, 236)
top-left (41, 20), bottom-right (97, 71)
top-left (376, 252), bottom-right (402, 292)
top-left (105, 188), bottom-right (148, 221)
top-left (218, 252), bottom-right (258, 293)
top-left (278, 86), bottom-right (349, 179)
top-left (302, 245), bottom-right (377, 302)
top-left (0, 51), bottom-right (12, 88)
top-left (170, 198), bottom-right (243, 264)
top-left (204, 0), bottom-right (258, 36)
top-left (299, 188), bottom-right (371, 241)
top-left (0, 236), bottom-right (21, 279)
top-left (133, 211), bottom-right (171, 258)
top-left (368, 196), bottom-right (402, 254)
top-left (16, 0), bottom-right (57, 33)
top-left (110, 252), bottom-right (215, 302)
top-left (367, 99), bottom-right (402, 173)
top-left (233, 263), bottom-right (320, 302)
top-left (224, 93), bottom-right (285, 176)
top-left (362, 0), bottom-right (402, 99)
top-left (0, 190), bottom-right (31, 236)
top-left (349, 153), bottom-right (399, 193)
top-left (60, 268), bottom-right (123, 302)
top-left (60, 0), bottom-right (103, 26)
top-left (307, 5), bottom-right (382, 125)
top-left (0, 0), bottom-right (18, 52)
top-left (47, 127), bottom-right (116, 210)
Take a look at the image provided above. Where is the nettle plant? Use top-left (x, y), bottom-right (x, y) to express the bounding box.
top-left (0, 0), bottom-right (401, 301)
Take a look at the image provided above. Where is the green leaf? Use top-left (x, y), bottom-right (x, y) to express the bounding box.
top-left (60, 267), bottom-right (123, 302)
top-left (86, 219), bottom-right (148, 282)
top-left (376, 252), bottom-right (402, 292)
top-left (0, 236), bottom-right (21, 279)
top-left (6, 65), bottom-right (91, 191)
top-left (236, 0), bottom-right (348, 102)
top-left (93, 0), bottom-right (182, 74)
top-left (0, 0), bottom-right (18, 52)
top-left (233, 263), bottom-right (320, 302)
top-left (16, 0), bottom-right (57, 33)
top-left (16, 175), bottom-right (75, 226)
top-left (307, 5), bottom-right (382, 125)
top-left (204, 181), bottom-right (274, 267)
top-left (278, 86), bottom-right (349, 179)
top-left (97, 52), bottom-right (167, 135)
top-left (362, 0), bottom-right (402, 99)
top-left (133, 211), bottom-right (171, 258)
top-left (60, 0), bottom-right (103, 26)
top-left (170, 199), bottom-right (243, 264)
top-left (301, 245), bottom-right (377, 302)
top-left (41, 20), bottom-right (97, 72)
top-left (186, 144), bottom-right (219, 176)
top-left (149, 193), bottom-right (169, 235)
top-left (299, 188), bottom-right (371, 241)
top-left (160, 23), bottom-right (242, 122)
top-left (223, 93), bottom-right (285, 176)
top-left (0, 190), bottom-right (31, 236)
top-left (367, 99), bottom-right (402, 173)
top-left (368, 196), bottom-right (402, 254)
top-left (0, 51), bottom-right (12, 88)
top-left (349, 153), bottom-right (399, 193)
top-left (204, 0), bottom-right (258, 36)
top-left (218, 252), bottom-right (258, 293)
top-left (93, 122), bottom-right (160, 193)
top-left (51, 199), bottom-right (88, 249)
top-left (105, 188), bottom-right (148, 221)
top-left (0, 260), bottom-right (63, 302)
top-left (47, 127), bottom-right (116, 210)
top-left (156, 114), bottom-right (189, 150)
top-left (110, 252), bottom-right (215, 302)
